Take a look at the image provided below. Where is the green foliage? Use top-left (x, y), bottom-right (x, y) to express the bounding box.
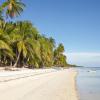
top-left (0, 20), bottom-right (68, 68)
top-left (0, 1), bottom-right (68, 68)
top-left (1, 0), bottom-right (25, 19)
top-left (54, 44), bottom-right (67, 67)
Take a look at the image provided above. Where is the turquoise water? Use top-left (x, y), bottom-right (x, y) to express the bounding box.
top-left (77, 67), bottom-right (100, 100)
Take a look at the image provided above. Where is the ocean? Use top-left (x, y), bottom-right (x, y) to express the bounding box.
top-left (76, 67), bottom-right (100, 100)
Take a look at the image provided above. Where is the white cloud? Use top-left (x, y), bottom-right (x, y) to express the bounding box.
top-left (65, 52), bottom-right (100, 67)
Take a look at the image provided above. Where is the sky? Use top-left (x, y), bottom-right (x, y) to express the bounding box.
top-left (2, 0), bottom-right (100, 67)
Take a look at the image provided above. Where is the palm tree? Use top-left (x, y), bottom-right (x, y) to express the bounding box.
top-left (10, 21), bottom-right (40, 67)
top-left (46, 37), bottom-right (55, 67)
top-left (54, 43), bottom-right (67, 67)
top-left (0, 27), bottom-right (14, 66)
top-left (0, 21), bottom-right (13, 51)
top-left (38, 36), bottom-right (55, 67)
top-left (1, 0), bottom-right (25, 18)
top-left (57, 43), bottom-right (64, 53)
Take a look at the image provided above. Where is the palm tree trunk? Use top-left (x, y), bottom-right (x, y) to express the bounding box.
top-left (13, 52), bottom-right (21, 67)
top-left (10, 59), bottom-right (13, 66)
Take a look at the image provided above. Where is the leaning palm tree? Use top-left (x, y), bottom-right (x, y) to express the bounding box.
top-left (0, 20), bottom-right (13, 52)
top-left (0, 28), bottom-right (14, 65)
top-left (10, 21), bottom-right (40, 67)
top-left (1, 0), bottom-right (25, 18)
top-left (38, 36), bottom-right (55, 67)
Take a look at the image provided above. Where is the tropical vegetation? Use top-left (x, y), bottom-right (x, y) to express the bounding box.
top-left (0, 0), bottom-right (68, 68)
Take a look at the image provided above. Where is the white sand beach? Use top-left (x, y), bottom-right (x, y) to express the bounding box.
top-left (0, 68), bottom-right (78, 100)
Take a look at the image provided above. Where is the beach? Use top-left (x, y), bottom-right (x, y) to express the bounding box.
top-left (0, 68), bottom-right (78, 100)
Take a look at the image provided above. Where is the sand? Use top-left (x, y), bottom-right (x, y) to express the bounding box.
top-left (0, 68), bottom-right (78, 100)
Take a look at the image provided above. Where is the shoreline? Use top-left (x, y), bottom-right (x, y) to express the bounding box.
top-left (0, 68), bottom-right (78, 100)
top-left (74, 69), bottom-right (80, 100)
top-left (68, 69), bottom-right (78, 100)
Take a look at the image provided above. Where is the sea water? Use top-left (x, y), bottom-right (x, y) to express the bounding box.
top-left (77, 67), bottom-right (100, 100)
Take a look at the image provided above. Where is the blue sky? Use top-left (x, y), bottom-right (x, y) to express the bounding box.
top-left (2, 0), bottom-right (100, 66)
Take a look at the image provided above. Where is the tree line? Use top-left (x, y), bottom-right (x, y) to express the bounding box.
top-left (0, 0), bottom-right (68, 68)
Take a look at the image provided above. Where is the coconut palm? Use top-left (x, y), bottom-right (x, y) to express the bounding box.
top-left (10, 21), bottom-right (40, 67)
top-left (1, 0), bottom-right (25, 18)
top-left (54, 43), bottom-right (67, 67)
top-left (46, 37), bottom-right (55, 67)
top-left (0, 21), bottom-right (13, 51)
top-left (38, 36), bottom-right (55, 67)
top-left (0, 27), bottom-right (14, 66)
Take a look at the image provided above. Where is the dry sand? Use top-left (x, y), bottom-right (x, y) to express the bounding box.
top-left (0, 68), bottom-right (78, 100)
